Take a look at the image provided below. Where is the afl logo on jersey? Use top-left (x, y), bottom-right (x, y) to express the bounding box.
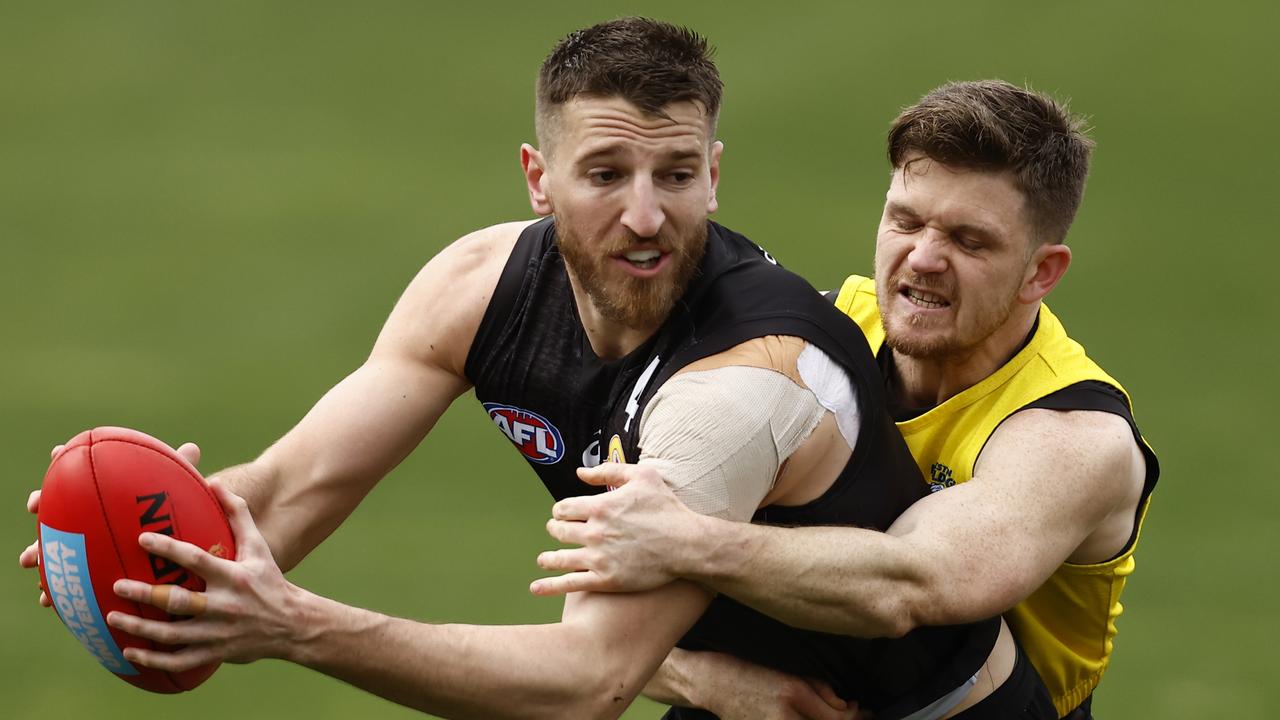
top-left (483, 403), bottom-right (564, 465)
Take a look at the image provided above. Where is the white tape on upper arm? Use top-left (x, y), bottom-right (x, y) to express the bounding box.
top-left (636, 365), bottom-right (826, 521)
top-left (797, 343), bottom-right (860, 448)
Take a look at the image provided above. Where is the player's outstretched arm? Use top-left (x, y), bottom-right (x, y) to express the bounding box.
top-left (18, 222), bottom-right (525, 585)
top-left (107, 479), bottom-right (713, 720)
top-left (537, 408), bottom-right (1146, 636)
top-left (199, 222), bottom-right (526, 571)
top-left (109, 338), bottom-right (817, 718)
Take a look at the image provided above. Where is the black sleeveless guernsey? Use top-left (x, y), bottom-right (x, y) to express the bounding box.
top-left (464, 217), bottom-right (999, 719)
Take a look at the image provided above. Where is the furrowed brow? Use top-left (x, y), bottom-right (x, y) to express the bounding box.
top-left (951, 222), bottom-right (1001, 245)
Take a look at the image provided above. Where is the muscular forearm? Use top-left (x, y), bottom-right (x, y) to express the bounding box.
top-left (643, 648), bottom-right (703, 708)
top-left (677, 434), bottom-right (1117, 636)
top-left (204, 461), bottom-right (316, 572)
top-left (207, 455), bottom-right (359, 573)
top-left (288, 583), bottom-right (709, 720)
top-left (543, 469), bottom-right (943, 637)
top-left (290, 593), bottom-right (619, 719)
top-left (683, 515), bottom-right (932, 638)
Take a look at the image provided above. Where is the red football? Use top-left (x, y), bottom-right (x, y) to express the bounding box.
top-left (37, 426), bottom-right (236, 693)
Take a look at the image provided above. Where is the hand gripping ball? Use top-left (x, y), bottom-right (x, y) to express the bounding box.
top-left (37, 427), bottom-right (236, 692)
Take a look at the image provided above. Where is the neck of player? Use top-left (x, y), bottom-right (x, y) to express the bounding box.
top-left (566, 268), bottom-right (662, 361)
top-left (889, 302), bottom-right (1040, 410)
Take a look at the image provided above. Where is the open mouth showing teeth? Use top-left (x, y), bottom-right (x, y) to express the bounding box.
top-left (903, 287), bottom-right (949, 309)
top-left (623, 249), bottom-right (662, 270)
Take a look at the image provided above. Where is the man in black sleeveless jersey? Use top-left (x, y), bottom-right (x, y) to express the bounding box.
top-left (20, 20), bottom-right (1048, 719)
top-left (528, 82), bottom-right (1159, 719)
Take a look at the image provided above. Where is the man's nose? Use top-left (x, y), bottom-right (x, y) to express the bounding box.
top-left (620, 177), bottom-right (665, 238)
top-left (906, 229), bottom-right (949, 274)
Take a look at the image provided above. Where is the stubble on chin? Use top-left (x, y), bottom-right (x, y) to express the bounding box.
top-left (877, 273), bottom-right (952, 359)
top-left (881, 313), bottom-right (952, 359)
top-left (877, 280), bottom-right (1019, 360)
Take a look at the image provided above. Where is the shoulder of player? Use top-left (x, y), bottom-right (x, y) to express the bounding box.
top-left (429, 219), bottom-right (533, 279)
top-left (978, 408), bottom-right (1143, 510)
top-left (645, 337), bottom-right (813, 436)
top-left (372, 220), bottom-right (536, 371)
top-left (403, 220), bottom-right (532, 311)
top-left (676, 335), bottom-right (806, 385)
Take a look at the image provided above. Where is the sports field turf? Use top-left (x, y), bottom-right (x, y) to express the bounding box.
top-left (2, 3), bottom-right (1275, 717)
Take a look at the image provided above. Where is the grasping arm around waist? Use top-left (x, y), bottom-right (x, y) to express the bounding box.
top-left (538, 407), bottom-right (1147, 637)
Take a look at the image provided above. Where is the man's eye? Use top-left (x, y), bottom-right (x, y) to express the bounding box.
top-left (590, 170), bottom-right (619, 184)
top-left (894, 220), bottom-right (921, 232)
top-left (668, 171), bottom-right (695, 184)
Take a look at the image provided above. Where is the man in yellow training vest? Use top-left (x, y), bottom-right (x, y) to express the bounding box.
top-left (532, 80), bottom-right (1159, 719)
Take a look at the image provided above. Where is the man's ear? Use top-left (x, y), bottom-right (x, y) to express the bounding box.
top-left (1018, 243), bottom-right (1072, 304)
top-left (521, 143), bottom-right (553, 216)
top-left (707, 140), bottom-right (724, 214)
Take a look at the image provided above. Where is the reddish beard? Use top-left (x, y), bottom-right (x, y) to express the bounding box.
top-left (557, 221), bottom-right (707, 331)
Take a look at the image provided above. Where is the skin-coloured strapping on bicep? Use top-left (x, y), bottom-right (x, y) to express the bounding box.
top-left (635, 365), bottom-right (826, 521)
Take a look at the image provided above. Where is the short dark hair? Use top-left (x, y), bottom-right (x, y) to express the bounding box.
top-left (536, 18), bottom-right (722, 149)
top-left (888, 80), bottom-right (1094, 244)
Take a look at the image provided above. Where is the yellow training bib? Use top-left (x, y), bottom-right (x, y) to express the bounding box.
top-left (835, 275), bottom-right (1157, 716)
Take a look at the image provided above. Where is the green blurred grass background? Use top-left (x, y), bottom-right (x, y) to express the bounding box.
top-left (2, 2), bottom-right (1275, 717)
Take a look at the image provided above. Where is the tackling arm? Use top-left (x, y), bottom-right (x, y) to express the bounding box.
top-left (540, 408), bottom-right (1146, 636)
